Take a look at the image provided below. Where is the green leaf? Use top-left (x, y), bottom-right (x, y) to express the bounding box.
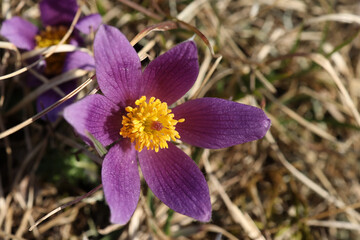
top-left (96, 0), bottom-right (106, 16)
top-left (164, 209), bottom-right (174, 235)
top-left (85, 130), bottom-right (107, 157)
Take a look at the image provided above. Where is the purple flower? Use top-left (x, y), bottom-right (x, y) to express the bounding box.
top-left (0, 0), bottom-right (102, 121)
top-left (64, 25), bottom-right (271, 224)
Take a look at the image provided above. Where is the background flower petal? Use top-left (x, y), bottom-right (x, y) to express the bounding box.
top-left (172, 98), bottom-right (271, 149)
top-left (0, 17), bottom-right (38, 50)
top-left (141, 41), bottom-right (199, 105)
top-left (40, 0), bottom-right (78, 26)
top-left (138, 143), bottom-right (211, 222)
top-left (75, 14), bottom-right (102, 34)
top-left (37, 81), bottom-right (75, 122)
top-left (62, 50), bottom-right (95, 72)
top-left (94, 25), bottom-right (142, 106)
top-left (63, 94), bottom-right (122, 146)
top-left (102, 142), bottom-right (140, 224)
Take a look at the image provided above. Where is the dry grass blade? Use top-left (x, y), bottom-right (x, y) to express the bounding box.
top-left (0, 176), bottom-right (6, 227)
top-left (131, 20), bottom-right (219, 58)
top-left (0, 230), bottom-right (26, 240)
top-left (130, 21), bottom-right (178, 46)
top-left (15, 210), bottom-right (32, 237)
top-left (29, 184), bottom-right (102, 231)
top-left (21, 45), bottom-right (92, 60)
top-left (0, 75), bottom-right (94, 139)
top-left (304, 202), bottom-right (360, 222)
top-left (5, 69), bottom-right (88, 116)
top-left (263, 91), bottom-right (338, 143)
top-left (190, 55), bottom-right (223, 99)
top-left (202, 224), bottom-right (239, 240)
top-left (309, 53), bottom-right (360, 126)
top-left (307, 13), bottom-right (360, 25)
top-left (202, 149), bottom-right (265, 240)
top-left (177, 0), bottom-right (207, 22)
top-left (98, 224), bottom-right (123, 235)
top-left (253, 69), bottom-right (277, 93)
top-left (37, 205), bottom-right (81, 233)
top-left (266, 132), bottom-right (360, 222)
top-left (306, 220), bottom-right (360, 231)
top-left (118, 0), bottom-right (163, 20)
top-left (176, 19), bottom-right (219, 57)
top-left (12, 139), bottom-right (47, 188)
top-left (27, 69), bottom-right (65, 97)
top-left (0, 41), bottom-right (18, 51)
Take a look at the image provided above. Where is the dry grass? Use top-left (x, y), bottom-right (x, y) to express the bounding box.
top-left (1, 0), bottom-right (360, 239)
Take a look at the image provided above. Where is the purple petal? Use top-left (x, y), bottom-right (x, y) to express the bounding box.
top-left (62, 50), bottom-right (95, 72)
top-left (40, 0), bottom-right (78, 26)
top-left (63, 94), bottom-right (123, 146)
top-left (102, 142), bottom-right (140, 224)
top-left (37, 81), bottom-right (75, 122)
top-left (172, 98), bottom-right (271, 149)
top-left (94, 25), bottom-right (142, 106)
top-left (69, 37), bottom-right (80, 47)
top-left (141, 41), bottom-right (199, 105)
top-left (0, 17), bottom-right (38, 50)
top-left (138, 143), bottom-right (211, 221)
top-left (37, 90), bottom-right (60, 122)
top-left (75, 14), bottom-right (102, 34)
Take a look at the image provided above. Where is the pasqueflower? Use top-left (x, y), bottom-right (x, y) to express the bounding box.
top-left (64, 25), bottom-right (271, 224)
top-left (0, 0), bottom-right (101, 121)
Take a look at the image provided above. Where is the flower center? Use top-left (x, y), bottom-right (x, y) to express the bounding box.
top-left (35, 26), bottom-right (69, 76)
top-left (120, 96), bottom-right (185, 152)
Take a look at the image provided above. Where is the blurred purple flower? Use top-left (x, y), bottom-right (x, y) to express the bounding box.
top-left (64, 25), bottom-right (271, 224)
top-left (0, 0), bottom-right (101, 121)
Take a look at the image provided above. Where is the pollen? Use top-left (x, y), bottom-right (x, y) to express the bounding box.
top-left (120, 96), bottom-right (185, 152)
top-left (35, 26), bottom-right (69, 75)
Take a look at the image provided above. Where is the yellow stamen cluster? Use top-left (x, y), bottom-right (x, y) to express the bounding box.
top-left (35, 26), bottom-right (69, 75)
top-left (120, 96), bottom-right (185, 152)
top-left (35, 25), bottom-right (68, 48)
